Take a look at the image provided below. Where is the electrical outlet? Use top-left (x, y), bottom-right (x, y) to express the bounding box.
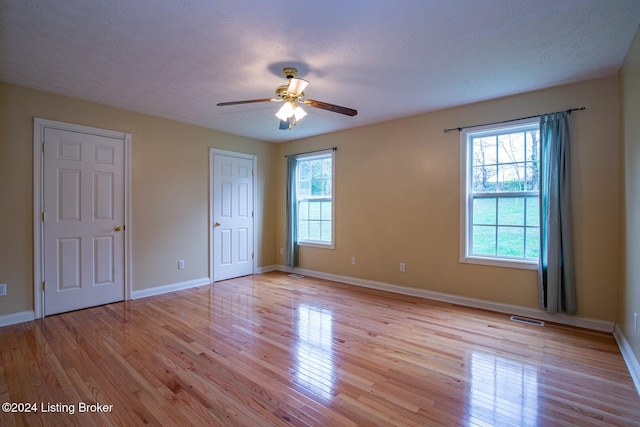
top-left (0, 283), bottom-right (6, 296)
top-left (351, 257), bottom-right (356, 265)
top-left (400, 263), bottom-right (406, 272)
top-left (178, 260), bottom-right (185, 270)
top-left (634, 312), bottom-right (638, 332)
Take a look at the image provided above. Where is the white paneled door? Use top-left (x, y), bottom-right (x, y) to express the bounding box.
top-left (212, 153), bottom-right (254, 281)
top-left (43, 128), bottom-right (125, 315)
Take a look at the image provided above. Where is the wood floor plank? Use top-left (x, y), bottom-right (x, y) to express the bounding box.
top-left (1, 271), bottom-right (639, 426)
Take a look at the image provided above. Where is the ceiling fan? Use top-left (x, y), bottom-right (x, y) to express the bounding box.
top-left (217, 67), bottom-right (358, 130)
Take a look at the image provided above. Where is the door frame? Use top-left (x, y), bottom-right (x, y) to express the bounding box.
top-left (33, 118), bottom-right (132, 319)
top-left (209, 148), bottom-right (257, 282)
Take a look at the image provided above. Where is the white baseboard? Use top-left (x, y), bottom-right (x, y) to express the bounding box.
top-left (131, 277), bottom-right (211, 300)
top-left (274, 265), bottom-right (615, 333)
top-left (256, 264), bottom-right (278, 274)
top-left (0, 269), bottom-right (617, 335)
top-left (614, 326), bottom-right (640, 396)
top-left (0, 310), bottom-right (35, 328)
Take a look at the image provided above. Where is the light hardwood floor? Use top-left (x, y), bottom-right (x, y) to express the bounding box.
top-left (1, 272), bottom-right (639, 426)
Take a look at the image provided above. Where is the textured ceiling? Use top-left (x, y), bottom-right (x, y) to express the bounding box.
top-left (1, 0), bottom-right (639, 143)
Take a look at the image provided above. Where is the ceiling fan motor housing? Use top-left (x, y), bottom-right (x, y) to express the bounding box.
top-left (275, 84), bottom-right (304, 101)
top-left (283, 67), bottom-right (298, 79)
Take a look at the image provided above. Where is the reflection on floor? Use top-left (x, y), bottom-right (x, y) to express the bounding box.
top-left (296, 304), bottom-right (335, 400)
top-left (470, 351), bottom-right (539, 426)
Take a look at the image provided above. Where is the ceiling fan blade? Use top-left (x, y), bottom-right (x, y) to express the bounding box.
top-left (287, 78), bottom-right (309, 96)
top-left (217, 98), bottom-right (280, 106)
top-left (304, 99), bottom-right (358, 116)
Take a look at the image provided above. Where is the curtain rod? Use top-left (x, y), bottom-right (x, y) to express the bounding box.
top-left (443, 107), bottom-right (586, 134)
top-left (284, 146), bottom-right (337, 158)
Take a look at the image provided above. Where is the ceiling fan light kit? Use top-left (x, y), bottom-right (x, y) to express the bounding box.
top-left (275, 101), bottom-right (295, 121)
top-left (286, 77), bottom-right (309, 97)
top-left (217, 67), bottom-right (357, 130)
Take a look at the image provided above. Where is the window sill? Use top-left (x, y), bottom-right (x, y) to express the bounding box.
top-left (460, 256), bottom-right (538, 271)
top-left (298, 241), bottom-right (334, 250)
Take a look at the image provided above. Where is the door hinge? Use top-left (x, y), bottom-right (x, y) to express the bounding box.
top-left (251, 168), bottom-right (254, 176)
top-left (252, 253), bottom-right (254, 260)
top-left (251, 211), bottom-right (254, 218)
top-left (42, 212), bottom-right (46, 222)
top-left (42, 281), bottom-right (47, 291)
top-left (42, 143), bottom-right (46, 152)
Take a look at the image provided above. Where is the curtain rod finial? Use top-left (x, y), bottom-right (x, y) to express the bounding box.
top-left (443, 127), bottom-right (462, 133)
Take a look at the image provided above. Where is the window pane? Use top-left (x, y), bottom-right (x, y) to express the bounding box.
top-left (323, 178), bottom-right (332, 196)
top-left (309, 201), bottom-right (321, 220)
top-left (526, 163), bottom-right (539, 191)
top-left (321, 201), bottom-right (331, 219)
top-left (472, 225), bottom-right (496, 255)
top-left (473, 136), bottom-right (497, 166)
top-left (311, 179), bottom-right (323, 196)
top-left (323, 158), bottom-right (332, 178)
top-left (498, 132), bottom-right (525, 163)
top-left (321, 221), bottom-right (332, 242)
top-left (497, 227), bottom-right (524, 257)
top-left (299, 179), bottom-right (311, 196)
top-left (298, 161), bottom-right (310, 180)
top-left (473, 198), bottom-right (496, 225)
top-left (525, 130), bottom-right (540, 162)
top-left (473, 165), bottom-right (497, 192)
top-left (498, 197), bottom-right (524, 226)
top-left (309, 221), bottom-right (321, 241)
top-left (498, 163), bottom-right (525, 191)
top-left (526, 197), bottom-right (539, 226)
top-left (526, 227), bottom-right (539, 259)
top-left (311, 160), bottom-right (322, 178)
top-left (299, 200), bottom-right (308, 219)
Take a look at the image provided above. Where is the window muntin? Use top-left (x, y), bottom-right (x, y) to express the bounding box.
top-left (296, 151), bottom-right (334, 247)
top-left (462, 121), bottom-right (540, 267)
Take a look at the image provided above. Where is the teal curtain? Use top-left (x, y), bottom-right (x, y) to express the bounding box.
top-left (538, 112), bottom-right (576, 314)
top-left (285, 155), bottom-right (298, 268)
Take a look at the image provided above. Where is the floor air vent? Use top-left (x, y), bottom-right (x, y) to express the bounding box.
top-left (288, 274), bottom-right (305, 278)
top-left (510, 315), bottom-right (544, 326)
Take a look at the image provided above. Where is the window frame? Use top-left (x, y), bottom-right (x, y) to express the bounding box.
top-left (295, 149), bottom-right (335, 249)
top-left (459, 119), bottom-right (539, 270)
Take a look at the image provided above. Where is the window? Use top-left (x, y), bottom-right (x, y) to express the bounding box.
top-left (296, 150), bottom-right (334, 247)
top-left (460, 120), bottom-right (540, 269)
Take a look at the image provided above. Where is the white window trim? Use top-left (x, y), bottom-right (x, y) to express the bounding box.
top-left (459, 118), bottom-right (539, 270)
top-left (296, 149), bottom-right (335, 249)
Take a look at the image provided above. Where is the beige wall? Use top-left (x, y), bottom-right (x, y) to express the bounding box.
top-left (275, 77), bottom-right (621, 321)
top-left (0, 83), bottom-right (277, 316)
top-left (619, 26), bottom-right (640, 366)
top-left (0, 75), bottom-right (624, 325)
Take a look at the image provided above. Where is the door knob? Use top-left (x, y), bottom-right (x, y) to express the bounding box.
top-left (114, 225), bottom-right (121, 232)
top-left (214, 222), bottom-right (221, 227)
